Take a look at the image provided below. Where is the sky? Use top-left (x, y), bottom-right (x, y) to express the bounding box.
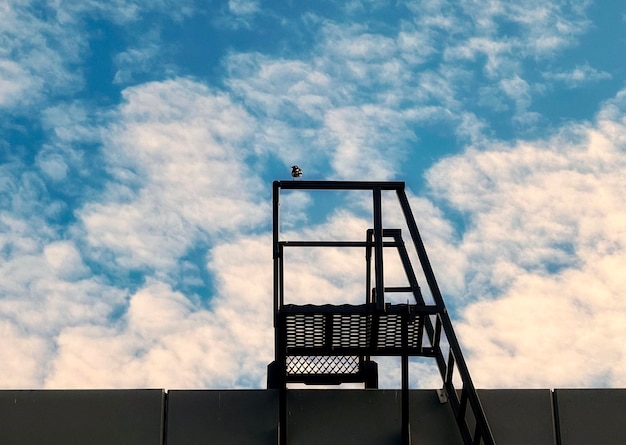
top-left (0, 0), bottom-right (625, 390)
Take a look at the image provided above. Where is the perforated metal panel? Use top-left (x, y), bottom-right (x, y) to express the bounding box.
top-left (332, 313), bottom-right (372, 348)
top-left (282, 305), bottom-right (425, 356)
top-left (282, 306), bottom-right (426, 384)
top-left (376, 313), bottom-right (422, 349)
top-left (285, 313), bottom-right (326, 348)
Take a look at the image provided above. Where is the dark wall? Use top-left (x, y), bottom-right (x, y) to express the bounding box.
top-left (0, 389), bottom-right (164, 445)
top-left (1, 389), bottom-right (625, 444)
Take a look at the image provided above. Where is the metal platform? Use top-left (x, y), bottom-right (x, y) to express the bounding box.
top-left (280, 302), bottom-right (432, 386)
top-left (267, 181), bottom-right (495, 445)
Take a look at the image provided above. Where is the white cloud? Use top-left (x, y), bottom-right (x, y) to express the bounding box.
top-left (80, 78), bottom-right (268, 272)
top-left (113, 43), bottom-right (162, 85)
top-left (17, 78), bottom-right (272, 387)
top-left (0, 213), bottom-right (128, 387)
top-left (397, 28), bottom-right (437, 65)
top-left (0, 60), bottom-right (42, 108)
top-left (226, 51), bottom-right (406, 178)
top-left (0, 244), bottom-right (124, 336)
top-left (427, 88), bottom-right (626, 387)
top-left (57, 0), bottom-right (195, 24)
top-left (223, 0), bottom-right (596, 180)
top-left (499, 75), bottom-right (531, 112)
top-left (322, 27), bottom-right (397, 62)
top-left (0, 321), bottom-right (52, 388)
top-left (225, 24), bottom-right (473, 179)
top-left (444, 37), bottom-right (515, 78)
top-left (0, 2), bottom-right (83, 109)
top-left (433, 0), bottom-right (593, 124)
top-left (44, 241), bottom-right (91, 281)
top-left (459, 261), bottom-right (626, 387)
top-left (46, 234), bottom-right (274, 389)
top-left (0, 68), bottom-right (276, 388)
top-left (0, 0), bottom-right (195, 110)
top-left (1, 230), bottom-right (270, 390)
top-left (543, 63), bottom-right (613, 88)
top-left (228, 0), bottom-right (259, 16)
top-left (0, 0), bottom-right (617, 393)
top-left (324, 105), bottom-right (415, 180)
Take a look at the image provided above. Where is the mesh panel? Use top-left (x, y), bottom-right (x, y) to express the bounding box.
top-left (377, 314), bottom-right (403, 348)
top-left (377, 314), bottom-right (421, 349)
top-left (332, 313), bottom-right (371, 348)
top-left (285, 313), bottom-right (325, 348)
top-left (406, 317), bottom-right (421, 349)
top-left (286, 355), bottom-right (360, 375)
top-left (282, 308), bottom-right (423, 377)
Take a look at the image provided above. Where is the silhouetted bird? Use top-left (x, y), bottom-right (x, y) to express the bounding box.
top-left (291, 165), bottom-right (303, 179)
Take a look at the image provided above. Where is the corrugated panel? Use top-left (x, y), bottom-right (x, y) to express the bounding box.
top-left (0, 390), bottom-right (164, 445)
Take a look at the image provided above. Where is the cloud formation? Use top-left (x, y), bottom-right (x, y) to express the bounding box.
top-left (432, 89), bottom-right (626, 387)
top-left (0, 0), bottom-right (624, 392)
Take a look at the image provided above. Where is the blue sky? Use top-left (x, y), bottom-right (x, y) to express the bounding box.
top-left (1, 0), bottom-right (625, 389)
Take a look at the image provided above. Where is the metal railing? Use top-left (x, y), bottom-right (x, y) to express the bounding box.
top-left (268, 181), bottom-right (495, 445)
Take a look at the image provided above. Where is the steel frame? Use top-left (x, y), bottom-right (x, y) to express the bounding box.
top-left (267, 181), bottom-right (495, 445)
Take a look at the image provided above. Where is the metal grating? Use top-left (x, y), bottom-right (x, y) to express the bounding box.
top-left (377, 314), bottom-right (422, 349)
top-left (286, 355), bottom-right (360, 375)
top-left (406, 317), bottom-right (421, 349)
top-left (377, 314), bottom-right (402, 349)
top-left (285, 314), bottom-right (325, 348)
top-left (332, 313), bottom-right (372, 349)
top-left (282, 309), bottom-right (423, 356)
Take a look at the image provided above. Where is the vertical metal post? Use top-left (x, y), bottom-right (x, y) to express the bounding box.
top-left (273, 181), bottom-right (287, 445)
top-left (279, 380), bottom-right (287, 444)
top-left (365, 229), bottom-right (373, 304)
top-left (373, 187), bottom-right (384, 311)
top-left (402, 307), bottom-right (411, 445)
top-left (402, 354), bottom-right (411, 445)
top-left (279, 245), bottom-right (284, 308)
top-left (273, 181), bottom-right (280, 328)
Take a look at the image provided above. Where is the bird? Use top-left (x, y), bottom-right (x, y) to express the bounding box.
top-left (291, 165), bottom-right (303, 180)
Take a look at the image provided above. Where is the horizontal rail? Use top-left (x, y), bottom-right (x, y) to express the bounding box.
top-left (285, 347), bottom-right (433, 356)
top-left (275, 180), bottom-right (405, 190)
top-left (285, 374), bottom-right (368, 384)
top-left (384, 286), bottom-right (413, 293)
top-left (279, 241), bottom-right (400, 248)
top-left (280, 303), bottom-right (441, 315)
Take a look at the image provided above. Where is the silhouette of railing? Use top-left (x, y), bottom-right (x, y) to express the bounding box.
top-left (268, 181), bottom-right (495, 445)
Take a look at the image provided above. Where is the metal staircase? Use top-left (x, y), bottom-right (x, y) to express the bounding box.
top-left (267, 180), bottom-right (495, 445)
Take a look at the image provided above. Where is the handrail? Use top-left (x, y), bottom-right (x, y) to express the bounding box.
top-left (271, 180), bottom-right (495, 445)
